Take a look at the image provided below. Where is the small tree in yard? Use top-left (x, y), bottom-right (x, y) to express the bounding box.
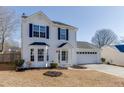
top-left (0, 7), bottom-right (19, 53)
top-left (92, 29), bottom-right (118, 48)
top-left (15, 59), bottom-right (24, 68)
top-left (15, 59), bottom-right (25, 71)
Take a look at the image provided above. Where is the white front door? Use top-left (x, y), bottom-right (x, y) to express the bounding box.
top-left (61, 51), bottom-right (68, 63)
top-left (36, 48), bottom-right (48, 67)
top-left (59, 50), bottom-right (68, 67)
top-left (37, 49), bottom-right (44, 62)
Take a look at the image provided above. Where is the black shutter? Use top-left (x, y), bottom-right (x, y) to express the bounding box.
top-left (58, 28), bottom-right (60, 40)
top-left (66, 29), bottom-right (69, 40)
top-left (29, 23), bottom-right (32, 37)
top-left (46, 26), bottom-right (49, 39)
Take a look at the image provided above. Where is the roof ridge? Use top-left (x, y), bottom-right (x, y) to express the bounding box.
top-left (77, 41), bottom-right (98, 49)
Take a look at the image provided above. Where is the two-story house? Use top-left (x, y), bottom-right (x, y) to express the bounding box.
top-left (21, 11), bottom-right (101, 68)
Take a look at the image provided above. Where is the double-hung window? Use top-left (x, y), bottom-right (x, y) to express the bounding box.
top-left (38, 49), bottom-right (44, 61)
top-left (60, 29), bottom-right (66, 40)
top-left (40, 26), bottom-right (46, 38)
top-left (33, 25), bottom-right (46, 38)
top-left (33, 25), bottom-right (39, 37)
top-left (30, 49), bottom-right (34, 61)
top-left (46, 49), bottom-right (49, 61)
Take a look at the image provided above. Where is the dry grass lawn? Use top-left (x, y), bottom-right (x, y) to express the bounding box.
top-left (0, 69), bottom-right (124, 87)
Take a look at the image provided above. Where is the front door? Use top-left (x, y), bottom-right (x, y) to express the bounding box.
top-left (61, 50), bottom-right (68, 63)
top-left (57, 50), bottom-right (68, 67)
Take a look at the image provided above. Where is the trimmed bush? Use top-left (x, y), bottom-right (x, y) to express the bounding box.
top-left (101, 58), bottom-right (106, 63)
top-left (15, 59), bottom-right (24, 67)
top-left (50, 63), bottom-right (58, 68)
top-left (43, 71), bottom-right (62, 77)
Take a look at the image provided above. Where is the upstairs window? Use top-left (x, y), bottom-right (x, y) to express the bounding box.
top-left (32, 25), bottom-right (46, 38)
top-left (40, 26), bottom-right (46, 38)
top-left (60, 29), bottom-right (66, 40)
top-left (33, 25), bottom-right (39, 37)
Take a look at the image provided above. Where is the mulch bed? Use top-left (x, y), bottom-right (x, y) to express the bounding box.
top-left (71, 65), bottom-right (87, 69)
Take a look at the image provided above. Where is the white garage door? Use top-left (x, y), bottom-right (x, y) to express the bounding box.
top-left (77, 51), bottom-right (98, 64)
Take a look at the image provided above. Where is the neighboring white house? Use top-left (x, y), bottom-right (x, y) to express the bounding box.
top-left (21, 11), bottom-right (101, 68)
top-left (101, 45), bottom-right (124, 66)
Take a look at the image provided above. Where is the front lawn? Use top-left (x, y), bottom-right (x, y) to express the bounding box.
top-left (0, 69), bottom-right (124, 87)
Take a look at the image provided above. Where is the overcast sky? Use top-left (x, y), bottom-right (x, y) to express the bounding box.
top-left (10, 6), bottom-right (124, 44)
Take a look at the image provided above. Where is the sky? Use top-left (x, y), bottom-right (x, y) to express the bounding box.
top-left (9, 6), bottom-right (124, 44)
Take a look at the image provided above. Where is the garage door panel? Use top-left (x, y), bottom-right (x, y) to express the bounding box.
top-left (77, 54), bottom-right (98, 64)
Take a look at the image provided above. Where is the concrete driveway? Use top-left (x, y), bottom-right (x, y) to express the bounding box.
top-left (82, 64), bottom-right (124, 78)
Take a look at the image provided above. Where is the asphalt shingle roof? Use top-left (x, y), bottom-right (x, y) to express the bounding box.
top-left (77, 41), bottom-right (98, 49)
top-left (58, 43), bottom-right (67, 48)
top-left (52, 21), bottom-right (76, 28)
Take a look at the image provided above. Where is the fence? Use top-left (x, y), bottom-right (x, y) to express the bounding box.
top-left (0, 52), bottom-right (21, 62)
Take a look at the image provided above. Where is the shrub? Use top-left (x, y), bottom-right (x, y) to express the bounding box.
top-left (50, 63), bottom-right (58, 68)
top-left (43, 71), bottom-right (62, 77)
top-left (101, 58), bottom-right (106, 63)
top-left (15, 59), bottom-right (24, 67)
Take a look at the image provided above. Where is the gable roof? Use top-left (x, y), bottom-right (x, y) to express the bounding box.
top-left (22, 11), bottom-right (77, 29)
top-left (24, 11), bottom-right (50, 20)
top-left (77, 41), bottom-right (98, 49)
top-left (115, 45), bottom-right (124, 52)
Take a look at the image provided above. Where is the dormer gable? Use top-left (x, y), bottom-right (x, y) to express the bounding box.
top-left (22, 11), bottom-right (53, 25)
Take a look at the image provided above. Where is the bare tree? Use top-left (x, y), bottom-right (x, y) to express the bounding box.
top-left (0, 7), bottom-right (18, 53)
top-left (6, 38), bottom-right (19, 48)
top-left (91, 29), bottom-right (118, 48)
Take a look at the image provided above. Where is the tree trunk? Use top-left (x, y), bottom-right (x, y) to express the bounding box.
top-left (0, 34), bottom-right (4, 53)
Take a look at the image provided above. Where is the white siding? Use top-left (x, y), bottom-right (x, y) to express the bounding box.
top-left (101, 46), bottom-right (124, 66)
top-left (21, 12), bottom-right (77, 67)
